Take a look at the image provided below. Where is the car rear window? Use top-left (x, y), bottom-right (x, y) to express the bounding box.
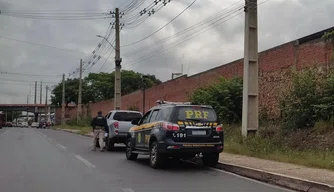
top-left (113, 112), bottom-right (142, 121)
top-left (177, 106), bottom-right (217, 121)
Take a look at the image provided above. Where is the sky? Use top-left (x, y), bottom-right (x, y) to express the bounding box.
top-left (0, 0), bottom-right (333, 104)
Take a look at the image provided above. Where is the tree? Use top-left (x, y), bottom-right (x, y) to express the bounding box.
top-left (51, 70), bottom-right (162, 106)
top-left (188, 77), bottom-right (243, 124)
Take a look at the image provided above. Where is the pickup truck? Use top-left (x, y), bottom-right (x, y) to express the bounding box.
top-left (104, 110), bottom-right (142, 151)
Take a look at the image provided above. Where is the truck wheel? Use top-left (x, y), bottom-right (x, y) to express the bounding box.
top-left (126, 138), bottom-right (138, 160)
top-left (106, 138), bottom-right (115, 151)
top-left (149, 141), bottom-right (165, 169)
top-left (202, 153), bottom-right (219, 167)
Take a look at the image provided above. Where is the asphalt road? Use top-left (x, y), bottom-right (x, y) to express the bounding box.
top-left (0, 127), bottom-right (295, 192)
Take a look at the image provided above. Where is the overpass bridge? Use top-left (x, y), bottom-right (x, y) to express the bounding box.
top-left (0, 104), bottom-right (55, 122)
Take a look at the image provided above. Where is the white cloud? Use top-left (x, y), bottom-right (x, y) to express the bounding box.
top-left (0, 0), bottom-right (334, 104)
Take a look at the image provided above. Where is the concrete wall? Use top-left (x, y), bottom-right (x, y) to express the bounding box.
top-left (55, 27), bottom-right (334, 122)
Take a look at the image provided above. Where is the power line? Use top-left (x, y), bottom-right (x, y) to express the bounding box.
top-left (121, 0), bottom-right (172, 28)
top-left (0, 12), bottom-right (113, 20)
top-left (0, 35), bottom-right (88, 54)
top-left (122, 0), bottom-right (198, 47)
top-left (122, 10), bottom-right (244, 68)
top-left (97, 44), bottom-right (116, 73)
top-left (68, 25), bottom-right (115, 77)
top-left (123, 1), bottom-right (244, 58)
top-left (122, 2), bottom-right (169, 29)
top-left (0, 9), bottom-right (111, 12)
top-left (0, 77), bottom-right (59, 84)
top-left (0, 71), bottom-right (62, 77)
top-left (123, 0), bottom-right (273, 68)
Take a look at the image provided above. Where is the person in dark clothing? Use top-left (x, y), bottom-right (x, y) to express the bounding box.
top-left (91, 111), bottom-right (109, 151)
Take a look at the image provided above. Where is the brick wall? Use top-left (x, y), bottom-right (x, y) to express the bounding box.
top-left (56, 27), bottom-right (334, 122)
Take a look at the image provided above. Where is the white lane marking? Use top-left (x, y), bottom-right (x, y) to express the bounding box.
top-left (38, 131), bottom-right (53, 142)
top-left (208, 167), bottom-right (295, 192)
top-left (122, 188), bottom-right (135, 192)
top-left (75, 155), bottom-right (96, 168)
top-left (0, 130), bottom-right (10, 138)
top-left (56, 144), bottom-right (67, 150)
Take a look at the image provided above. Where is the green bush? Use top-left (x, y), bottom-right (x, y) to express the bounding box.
top-left (315, 74), bottom-right (334, 124)
top-left (188, 77), bottom-right (243, 124)
top-left (280, 70), bottom-right (319, 129)
top-left (67, 117), bottom-right (92, 127)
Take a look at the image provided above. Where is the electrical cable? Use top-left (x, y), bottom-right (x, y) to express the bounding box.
top-left (123, 0), bottom-right (273, 68)
top-left (122, 0), bottom-right (198, 47)
top-left (0, 35), bottom-right (88, 54)
top-left (97, 41), bottom-right (116, 73)
top-left (123, 1), bottom-right (244, 57)
top-left (0, 77), bottom-right (59, 84)
top-left (0, 71), bottom-right (62, 77)
top-left (122, 10), bottom-right (244, 68)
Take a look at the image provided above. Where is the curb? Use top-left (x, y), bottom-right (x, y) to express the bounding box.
top-left (216, 162), bottom-right (334, 192)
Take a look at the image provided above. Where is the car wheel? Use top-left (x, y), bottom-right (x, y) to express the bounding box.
top-left (149, 141), bottom-right (165, 169)
top-left (126, 138), bottom-right (138, 160)
top-left (106, 138), bottom-right (115, 151)
top-left (202, 153), bottom-right (219, 167)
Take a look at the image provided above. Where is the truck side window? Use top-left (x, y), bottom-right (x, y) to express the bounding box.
top-left (140, 111), bottom-right (152, 125)
top-left (149, 110), bottom-right (160, 122)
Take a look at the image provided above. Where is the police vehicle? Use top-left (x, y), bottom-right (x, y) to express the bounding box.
top-left (125, 100), bottom-right (224, 169)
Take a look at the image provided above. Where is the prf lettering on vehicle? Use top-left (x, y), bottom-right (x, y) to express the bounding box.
top-left (185, 110), bottom-right (209, 119)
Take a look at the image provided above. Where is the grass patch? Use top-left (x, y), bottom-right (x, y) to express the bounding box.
top-left (224, 124), bottom-right (334, 170)
top-left (53, 124), bottom-right (92, 135)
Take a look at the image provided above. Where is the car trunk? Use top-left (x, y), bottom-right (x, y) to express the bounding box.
top-left (167, 106), bottom-right (222, 143)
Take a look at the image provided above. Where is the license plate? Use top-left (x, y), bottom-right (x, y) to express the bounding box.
top-left (192, 130), bottom-right (206, 135)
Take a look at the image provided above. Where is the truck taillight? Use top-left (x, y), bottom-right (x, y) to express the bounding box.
top-left (162, 122), bottom-right (179, 131)
top-left (216, 125), bottom-right (223, 132)
top-left (113, 121), bottom-right (119, 129)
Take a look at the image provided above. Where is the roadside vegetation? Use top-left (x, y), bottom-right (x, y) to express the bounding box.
top-left (53, 117), bottom-right (92, 135)
top-left (188, 69), bottom-right (334, 170)
top-left (51, 70), bottom-right (161, 107)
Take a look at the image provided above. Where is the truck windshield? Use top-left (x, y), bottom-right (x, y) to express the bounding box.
top-left (113, 112), bottom-right (142, 121)
top-left (177, 106), bottom-right (217, 122)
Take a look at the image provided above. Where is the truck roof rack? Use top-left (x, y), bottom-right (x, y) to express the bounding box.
top-left (156, 100), bottom-right (192, 105)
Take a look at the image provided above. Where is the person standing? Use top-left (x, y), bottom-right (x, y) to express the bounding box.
top-left (90, 111), bottom-right (109, 151)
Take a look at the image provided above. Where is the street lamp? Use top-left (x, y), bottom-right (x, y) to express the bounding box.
top-left (96, 35), bottom-right (116, 50)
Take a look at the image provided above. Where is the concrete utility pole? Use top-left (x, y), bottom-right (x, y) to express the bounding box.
top-left (242, 0), bottom-right (259, 137)
top-left (61, 74), bottom-right (65, 125)
top-left (34, 81), bottom-right (37, 104)
top-left (26, 96), bottom-right (29, 121)
top-left (114, 7), bottom-right (122, 110)
top-left (77, 59), bottom-right (83, 121)
top-left (45, 86), bottom-right (48, 122)
top-left (40, 81), bottom-right (42, 104)
top-left (34, 81), bottom-right (38, 122)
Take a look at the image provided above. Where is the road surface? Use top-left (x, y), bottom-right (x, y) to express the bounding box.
top-left (0, 128), bottom-right (294, 192)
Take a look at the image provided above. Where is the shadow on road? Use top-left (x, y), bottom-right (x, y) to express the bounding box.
top-left (129, 157), bottom-right (207, 172)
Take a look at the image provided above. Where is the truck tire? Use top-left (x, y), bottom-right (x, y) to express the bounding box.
top-left (202, 153), bottom-right (219, 167)
top-left (149, 141), bottom-right (165, 169)
top-left (126, 138), bottom-right (138, 160)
